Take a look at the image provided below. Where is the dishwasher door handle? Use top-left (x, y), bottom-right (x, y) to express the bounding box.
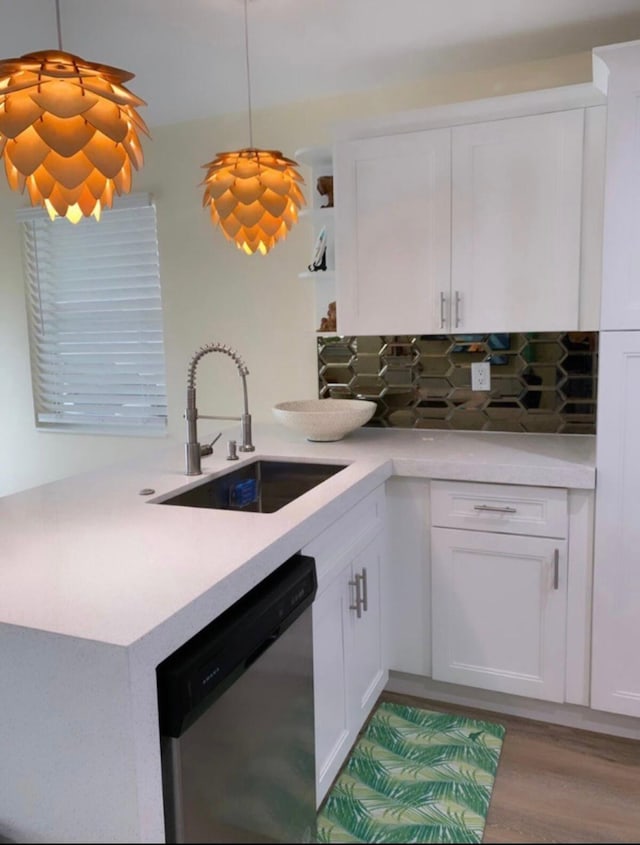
top-left (245, 633), bottom-right (279, 669)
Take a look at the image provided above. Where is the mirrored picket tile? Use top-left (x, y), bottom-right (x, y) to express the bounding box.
top-left (317, 332), bottom-right (597, 433)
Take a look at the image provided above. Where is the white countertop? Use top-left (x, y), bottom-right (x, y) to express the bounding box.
top-left (0, 424), bottom-right (598, 844)
top-left (0, 425), bottom-right (595, 652)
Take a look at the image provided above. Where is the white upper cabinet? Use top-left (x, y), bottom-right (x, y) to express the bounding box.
top-left (593, 42), bottom-right (640, 330)
top-left (334, 87), bottom-right (605, 336)
top-left (450, 110), bottom-right (584, 333)
top-left (335, 129), bottom-right (451, 335)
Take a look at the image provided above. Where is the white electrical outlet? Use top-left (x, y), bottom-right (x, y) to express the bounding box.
top-left (471, 361), bottom-right (491, 391)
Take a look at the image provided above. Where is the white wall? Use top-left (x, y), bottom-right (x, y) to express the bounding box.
top-left (0, 51), bottom-right (592, 496)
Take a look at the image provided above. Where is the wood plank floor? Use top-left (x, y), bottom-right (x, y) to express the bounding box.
top-left (380, 691), bottom-right (640, 844)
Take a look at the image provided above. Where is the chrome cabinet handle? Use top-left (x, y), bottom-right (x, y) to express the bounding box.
top-left (553, 548), bottom-right (559, 590)
top-left (439, 291), bottom-right (447, 329)
top-left (455, 290), bottom-right (462, 327)
top-left (361, 567), bottom-right (368, 613)
top-left (473, 504), bottom-right (517, 514)
top-left (349, 573), bottom-right (363, 618)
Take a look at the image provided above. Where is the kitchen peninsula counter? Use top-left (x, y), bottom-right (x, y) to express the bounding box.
top-left (0, 425), bottom-right (595, 844)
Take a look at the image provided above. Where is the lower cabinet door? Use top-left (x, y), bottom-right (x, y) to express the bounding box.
top-left (431, 527), bottom-right (567, 702)
top-left (591, 331), bottom-right (640, 716)
top-left (312, 530), bottom-right (388, 806)
top-left (312, 568), bottom-right (351, 805)
top-left (349, 534), bottom-right (388, 728)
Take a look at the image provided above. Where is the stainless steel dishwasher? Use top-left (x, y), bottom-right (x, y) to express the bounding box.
top-left (157, 553), bottom-right (317, 844)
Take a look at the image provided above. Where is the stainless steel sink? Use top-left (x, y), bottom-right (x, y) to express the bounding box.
top-left (154, 459), bottom-right (348, 513)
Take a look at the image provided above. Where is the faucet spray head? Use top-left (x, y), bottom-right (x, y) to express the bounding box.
top-left (187, 343), bottom-right (249, 389)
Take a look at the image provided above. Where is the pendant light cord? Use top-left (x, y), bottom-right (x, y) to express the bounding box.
top-left (243, 0), bottom-right (254, 148)
top-left (55, 0), bottom-right (63, 50)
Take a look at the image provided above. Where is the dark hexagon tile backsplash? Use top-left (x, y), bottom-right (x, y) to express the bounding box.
top-left (317, 332), bottom-right (597, 434)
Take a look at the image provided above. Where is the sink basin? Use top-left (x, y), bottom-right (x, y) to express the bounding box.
top-left (154, 459), bottom-right (348, 513)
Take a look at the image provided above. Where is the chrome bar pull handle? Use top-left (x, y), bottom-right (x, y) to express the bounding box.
top-left (455, 290), bottom-right (462, 327)
top-left (439, 291), bottom-right (447, 329)
top-left (553, 549), bottom-right (560, 590)
top-left (349, 573), bottom-right (363, 618)
top-left (473, 504), bottom-right (517, 514)
top-left (361, 567), bottom-right (368, 613)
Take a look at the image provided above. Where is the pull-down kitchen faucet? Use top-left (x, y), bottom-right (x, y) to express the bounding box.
top-left (185, 343), bottom-right (255, 475)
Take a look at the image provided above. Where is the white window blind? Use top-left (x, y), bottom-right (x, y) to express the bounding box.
top-left (19, 195), bottom-right (168, 435)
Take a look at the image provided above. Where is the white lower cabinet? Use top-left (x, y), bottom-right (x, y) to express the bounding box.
top-left (348, 537), bottom-right (385, 728)
top-left (431, 528), bottom-right (567, 701)
top-left (312, 568), bottom-right (351, 801)
top-left (430, 481), bottom-right (569, 703)
top-left (591, 331), bottom-right (640, 717)
top-left (304, 487), bottom-right (388, 806)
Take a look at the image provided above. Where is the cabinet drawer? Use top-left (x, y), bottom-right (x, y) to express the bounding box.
top-left (430, 480), bottom-right (567, 539)
top-left (304, 485), bottom-right (386, 591)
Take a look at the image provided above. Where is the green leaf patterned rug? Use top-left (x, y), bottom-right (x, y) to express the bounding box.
top-left (317, 701), bottom-right (505, 844)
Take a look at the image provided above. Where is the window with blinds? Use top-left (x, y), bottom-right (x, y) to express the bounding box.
top-left (19, 194), bottom-right (168, 435)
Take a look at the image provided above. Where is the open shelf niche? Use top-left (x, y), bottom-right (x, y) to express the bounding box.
top-left (295, 146), bottom-right (336, 333)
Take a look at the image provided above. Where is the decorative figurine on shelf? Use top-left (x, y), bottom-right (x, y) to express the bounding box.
top-left (316, 175), bottom-right (334, 208)
top-left (318, 300), bottom-right (337, 333)
top-left (308, 226), bottom-right (327, 272)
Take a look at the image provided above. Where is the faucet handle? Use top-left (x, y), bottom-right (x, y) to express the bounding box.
top-left (200, 431), bottom-right (222, 457)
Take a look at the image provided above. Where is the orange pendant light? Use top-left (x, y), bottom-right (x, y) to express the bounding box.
top-left (201, 147), bottom-right (305, 256)
top-left (201, 0), bottom-right (305, 255)
top-left (0, 2), bottom-right (148, 223)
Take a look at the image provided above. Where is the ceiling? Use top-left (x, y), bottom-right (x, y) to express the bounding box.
top-left (1, 0), bottom-right (639, 128)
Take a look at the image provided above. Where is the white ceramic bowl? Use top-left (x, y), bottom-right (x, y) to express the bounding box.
top-left (272, 399), bottom-right (376, 442)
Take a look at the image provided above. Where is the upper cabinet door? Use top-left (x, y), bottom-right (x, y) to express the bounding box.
top-left (335, 128), bottom-right (451, 335)
top-left (451, 110), bottom-right (585, 333)
top-left (594, 43), bottom-right (640, 330)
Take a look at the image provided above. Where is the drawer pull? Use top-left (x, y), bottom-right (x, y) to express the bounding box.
top-left (553, 548), bottom-right (559, 590)
top-left (473, 504), bottom-right (517, 514)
